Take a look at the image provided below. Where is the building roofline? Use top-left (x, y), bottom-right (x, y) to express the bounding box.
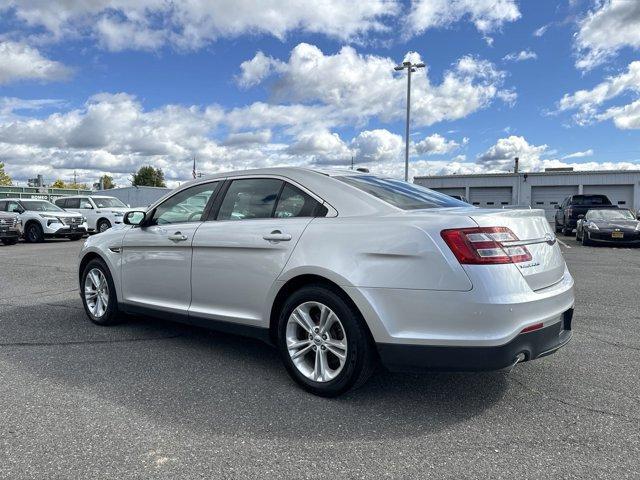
top-left (414, 169), bottom-right (640, 180)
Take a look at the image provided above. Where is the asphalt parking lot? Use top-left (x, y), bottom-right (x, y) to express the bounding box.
top-left (1, 237), bottom-right (639, 479)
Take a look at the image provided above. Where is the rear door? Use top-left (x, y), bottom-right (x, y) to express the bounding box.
top-left (471, 209), bottom-right (565, 291)
top-left (190, 178), bottom-right (323, 326)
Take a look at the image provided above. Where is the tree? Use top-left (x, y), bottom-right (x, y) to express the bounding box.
top-left (99, 174), bottom-right (115, 189)
top-left (51, 179), bottom-right (88, 189)
top-left (131, 165), bottom-right (166, 187)
top-left (0, 162), bottom-right (12, 186)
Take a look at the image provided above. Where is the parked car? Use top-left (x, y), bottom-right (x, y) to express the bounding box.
top-left (0, 211), bottom-right (21, 245)
top-left (0, 198), bottom-right (87, 242)
top-left (576, 208), bottom-right (640, 246)
top-left (54, 195), bottom-right (130, 233)
top-left (78, 168), bottom-right (574, 396)
top-left (554, 194), bottom-right (617, 236)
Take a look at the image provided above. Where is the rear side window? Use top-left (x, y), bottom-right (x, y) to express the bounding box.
top-left (571, 195), bottom-right (611, 206)
top-left (217, 179), bottom-right (283, 221)
top-left (274, 184), bottom-right (326, 218)
top-left (65, 198), bottom-right (80, 208)
top-left (336, 175), bottom-right (468, 210)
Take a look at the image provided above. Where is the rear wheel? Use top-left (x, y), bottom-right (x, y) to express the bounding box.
top-left (97, 219), bottom-right (111, 233)
top-left (25, 223), bottom-right (44, 243)
top-left (81, 258), bottom-right (121, 326)
top-left (276, 285), bottom-right (376, 397)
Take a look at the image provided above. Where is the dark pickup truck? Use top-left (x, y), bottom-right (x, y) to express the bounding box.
top-left (554, 194), bottom-right (618, 235)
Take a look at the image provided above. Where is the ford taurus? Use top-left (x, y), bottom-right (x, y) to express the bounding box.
top-left (78, 168), bottom-right (574, 396)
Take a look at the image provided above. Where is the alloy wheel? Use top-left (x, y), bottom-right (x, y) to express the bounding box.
top-left (285, 301), bottom-right (348, 383)
top-left (84, 268), bottom-right (109, 318)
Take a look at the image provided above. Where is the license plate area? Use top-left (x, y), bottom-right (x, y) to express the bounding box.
top-left (612, 231), bottom-right (624, 239)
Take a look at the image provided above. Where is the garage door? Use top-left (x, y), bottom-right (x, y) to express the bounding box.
top-left (583, 184), bottom-right (634, 208)
top-left (469, 187), bottom-right (512, 208)
top-left (531, 185), bottom-right (579, 221)
top-left (433, 187), bottom-right (465, 198)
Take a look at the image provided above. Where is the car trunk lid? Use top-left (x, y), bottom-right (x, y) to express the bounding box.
top-left (469, 208), bottom-right (565, 291)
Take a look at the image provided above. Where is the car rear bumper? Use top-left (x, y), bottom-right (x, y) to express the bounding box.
top-left (377, 309), bottom-right (573, 372)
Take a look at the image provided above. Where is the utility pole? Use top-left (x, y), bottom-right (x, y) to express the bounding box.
top-left (350, 155), bottom-right (354, 170)
top-left (394, 60), bottom-right (425, 182)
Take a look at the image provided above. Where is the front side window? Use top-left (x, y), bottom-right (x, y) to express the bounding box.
top-left (6, 201), bottom-right (21, 212)
top-left (79, 198), bottom-right (93, 209)
top-left (93, 197), bottom-right (126, 208)
top-left (151, 182), bottom-right (218, 225)
top-left (217, 178), bottom-right (283, 221)
top-left (336, 175), bottom-right (468, 210)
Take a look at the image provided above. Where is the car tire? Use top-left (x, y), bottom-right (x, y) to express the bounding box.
top-left (276, 284), bottom-right (376, 397)
top-left (25, 223), bottom-right (44, 243)
top-left (562, 225), bottom-right (573, 236)
top-left (80, 258), bottom-right (122, 326)
top-left (582, 231), bottom-right (592, 246)
top-left (1, 238), bottom-right (18, 245)
top-left (555, 222), bottom-right (562, 233)
top-left (97, 219), bottom-right (111, 233)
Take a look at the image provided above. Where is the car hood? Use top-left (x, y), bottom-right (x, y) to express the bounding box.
top-left (0, 212), bottom-right (17, 219)
top-left (30, 211), bottom-right (83, 218)
top-left (593, 219), bottom-right (639, 230)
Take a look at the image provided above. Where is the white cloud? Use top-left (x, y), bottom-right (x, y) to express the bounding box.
top-left (0, 41), bottom-right (71, 84)
top-left (558, 61), bottom-right (640, 127)
top-left (476, 135), bottom-right (549, 171)
top-left (575, 0), bottom-right (640, 70)
top-left (222, 130), bottom-right (272, 146)
top-left (407, 0), bottom-right (520, 37)
top-left (562, 149), bottom-right (593, 159)
top-left (503, 49), bottom-right (537, 62)
top-left (2, 0), bottom-right (400, 51)
top-left (533, 25), bottom-right (548, 37)
top-left (241, 43), bottom-right (512, 129)
top-left (351, 129), bottom-right (403, 164)
top-left (414, 133), bottom-right (461, 155)
top-left (237, 52), bottom-right (284, 88)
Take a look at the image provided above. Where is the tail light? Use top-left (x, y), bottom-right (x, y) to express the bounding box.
top-left (441, 227), bottom-right (532, 265)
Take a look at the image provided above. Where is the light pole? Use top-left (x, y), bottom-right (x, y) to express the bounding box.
top-left (394, 60), bottom-right (425, 181)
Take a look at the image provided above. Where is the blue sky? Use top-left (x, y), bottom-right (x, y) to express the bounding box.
top-left (0, 0), bottom-right (639, 187)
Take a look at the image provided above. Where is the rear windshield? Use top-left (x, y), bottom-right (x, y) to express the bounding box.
top-left (336, 175), bottom-right (469, 210)
top-left (571, 195), bottom-right (611, 205)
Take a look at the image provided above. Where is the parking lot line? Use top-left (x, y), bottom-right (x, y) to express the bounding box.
top-left (556, 238), bottom-right (571, 248)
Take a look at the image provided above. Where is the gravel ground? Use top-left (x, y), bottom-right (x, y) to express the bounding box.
top-left (0, 237), bottom-right (639, 479)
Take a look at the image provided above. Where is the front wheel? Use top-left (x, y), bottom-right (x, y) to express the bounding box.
top-left (276, 285), bottom-right (376, 397)
top-left (80, 258), bottom-right (121, 326)
top-left (25, 223), bottom-right (44, 243)
top-left (97, 219), bottom-right (111, 233)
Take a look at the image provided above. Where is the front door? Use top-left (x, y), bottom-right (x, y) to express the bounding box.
top-left (120, 181), bottom-right (219, 315)
top-left (190, 178), bottom-right (325, 326)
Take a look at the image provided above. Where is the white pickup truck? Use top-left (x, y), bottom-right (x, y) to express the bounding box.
top-left (55, 195), bottom-right (130, 233)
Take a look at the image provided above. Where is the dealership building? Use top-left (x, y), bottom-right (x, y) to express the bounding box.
top-left (414, 169), bottom-right (640, 221)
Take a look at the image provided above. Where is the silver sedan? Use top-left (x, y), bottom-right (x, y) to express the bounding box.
top-left (78, 167), bottom-right (574, 396)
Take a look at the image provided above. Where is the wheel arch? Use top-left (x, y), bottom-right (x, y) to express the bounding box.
top-left (268, 273), bottom-right (375, 346)
top-left (78, 251), bottom-right (111, 287)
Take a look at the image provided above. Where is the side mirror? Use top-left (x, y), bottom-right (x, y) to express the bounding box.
top-left (577, 214), bottom-right (585, 219)
top-left (124, 211), bottom-right (146, 226)
top-left (12, 207), bottom-right (23, 214)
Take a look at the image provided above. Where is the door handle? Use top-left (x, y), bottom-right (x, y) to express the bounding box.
top-left (168, 232), bottom-right (188, 242)
top-left (263, 230), bottom-right (292, 242)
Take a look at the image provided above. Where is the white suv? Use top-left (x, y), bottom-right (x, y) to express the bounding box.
top-left (55, 195), bottom-right (129, 233)
top-left (2, 198), bottom-right (87, 242)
